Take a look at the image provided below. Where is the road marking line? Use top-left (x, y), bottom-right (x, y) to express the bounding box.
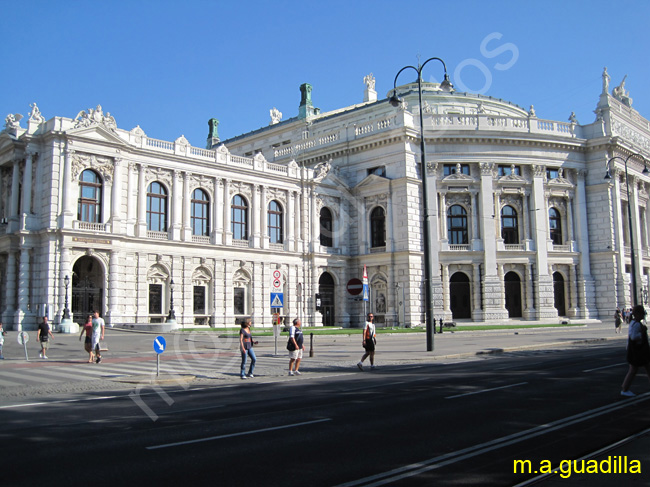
top-left (0, 395), bottom-right (115, 409)
top-left (583, 362), bottom-right (626, 372)
top-left (146, 418), bottom-right (332, 450)
top-left (445, 382), bottom-right (528, 399)
top-left (337, 393), bottom-right (650, 487)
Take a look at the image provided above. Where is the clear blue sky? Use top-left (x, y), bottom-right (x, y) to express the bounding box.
top-left (2, 0), bottom-right (648, 147)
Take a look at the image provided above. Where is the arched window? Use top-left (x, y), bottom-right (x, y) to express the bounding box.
top-left (320, 207), bottom-right (333, 247)
top-left (549, 207), bottom-right (562, 245)
top-left (501, 205), bottom-right (519, 244)
top-left (447, 205), bottom-right (468, 244)
top-left (370, 206), bottom-right (386, 248)
top-left (231, 195), bottom-right (248, 240)
top-left (147, 182), bottom-right (167, 232)
top-left (78, 169), bottom-right (102, 223)
top-left (191, 189), bottom-right (210, 236)
top-left (268, 200), bottom-right (283, 244)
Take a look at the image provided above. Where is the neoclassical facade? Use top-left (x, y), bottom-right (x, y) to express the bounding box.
top-left (1, 69), bottom-right (649, 330)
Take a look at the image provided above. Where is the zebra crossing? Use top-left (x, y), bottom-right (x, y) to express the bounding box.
top-left (0, 354), bottom-right (244, 388)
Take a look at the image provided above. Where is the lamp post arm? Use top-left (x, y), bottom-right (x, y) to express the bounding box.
top-left (391, 65), bottom-right (419, 94)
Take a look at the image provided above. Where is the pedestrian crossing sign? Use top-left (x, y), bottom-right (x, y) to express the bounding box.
top-left (271, 292), bottom-right (284, 308)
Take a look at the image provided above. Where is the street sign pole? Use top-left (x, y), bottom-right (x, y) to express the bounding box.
top-left (153, 336), bottom-right (166, 376)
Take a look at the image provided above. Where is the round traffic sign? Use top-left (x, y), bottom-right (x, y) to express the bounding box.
top-left (17, 331), bottom-right (29, 345)
top-left (272, 278), bottom-right (282, 289)
top-left (273, 270), bottom-right (282, 279)
top-left (347, 278), bottom-right (363, 296)
top-left (153, 336), bottom-right (167, 354)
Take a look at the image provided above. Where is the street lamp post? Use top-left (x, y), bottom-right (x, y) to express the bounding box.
top-left (63, 275), bottom-right (70, 320)
top-left (167, 279), bottom-right (176, 322)
top-left (389, 57), bottom-right (453, 351)
top-left (605, 152), bottom-right (649, 307)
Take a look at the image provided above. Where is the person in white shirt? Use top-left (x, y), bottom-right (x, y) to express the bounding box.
top-left (91, 310), bottom-right (105, 364)
top-left (357, 313), bottom-right (376, 371)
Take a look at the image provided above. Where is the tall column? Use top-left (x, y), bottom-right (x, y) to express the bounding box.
top-left (223, 179), bottom-right (232, 245)
top-left (471, 191), bottom-right (480, 250)
top-left (359, 196), bottom-right (367, 254)
top-left (260, 185), bottom-right (268, 249)
top-left (522, 189), bottom-right (531, 247)
top-left (111, 157), bottom-right (123, 234)
top-left (126, 162), bottom-right (136, 236)
top-left (494, 191), bottom-right (502, 241)
top-left (287, 190), bottom-right (295, 252)
top-left (213, 177), bottom-right (223, 244)
top-left (107, 250), bottom-right (121, 325)
top-left (631, 175), bottom-right (644, 305)
top-left (10, 160), bottom-right (20, 219)
top-left (60, 147), bottom-right (74, 229)
top-left (171, 170), bottom-right (182, 240)
top-left (252, 184), bottom-right (260, 247)
top-left (532, 164), bottom-right (556, 318)
top-left (15, 247), bottom-right (30, 330)
top-left (339, 197), bottom-right (348, 254)
top-left (479, 162), bottom-right (508, 320)
top-left (523, 263), bottom-right (535, 320)
top-left (441, 264), bottom-right (450, 317)
top-left (566, 195), bottom-right (575, 248)
top-left (22, 151), bottom-right (34, 216)
top-left (472, 263), bottom-right (482, 320)
top-left (568, 264), bottom-right (579, 317)
top-left (386, 190), bottom-right (394, 252)
top-left (2, 252), bottom-right (17, 328)
top-left (611, 170), bottom-right (627, 306)
top-left (439, 191), bottom-right (448, 244)
top-left (182, 172), bottom-right (191, 241)
top-left (574, 170), bottom-right (596, 317)
top-left (137, 164), bottom-right (147, 237)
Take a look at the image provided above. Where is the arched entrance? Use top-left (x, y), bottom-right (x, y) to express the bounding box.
top-left (449, 272), bottom-right (471, 319)
top-left (553, 272), bottom-right (566, 317)
top-left (319, 272), bottom-right (336, 326)
top-left (72, 256), bottom-right (104, 322)
top-left (504, 271), bottom-right (522, 318)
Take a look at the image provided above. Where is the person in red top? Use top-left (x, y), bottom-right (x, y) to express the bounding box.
top-left (78, 314), bottom-right (94, 363)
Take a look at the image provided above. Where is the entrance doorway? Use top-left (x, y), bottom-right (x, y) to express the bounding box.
top-left (319, 272), bottom-right (335, 326)
top-left (504, 271), bottom-right (522, 318)
top-left (449, 272), bottom-right (471, 319)
top-left (553, 272), bottom-right (566, 317)
top-left (72, 256), bottom-right (104, 323)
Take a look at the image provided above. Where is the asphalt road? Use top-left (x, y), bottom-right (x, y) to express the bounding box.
top-left (2, 340), bottom-right (649, 486)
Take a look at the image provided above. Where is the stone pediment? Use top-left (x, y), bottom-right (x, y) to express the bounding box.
top-left (499, 174), bottom-right (526, 183)
top-left (66, 124), bottom-right (128, 147)
top-left (442, 172), bottom-right (473, 182)
top-left (547, 176), bottom-right (572, 186)
top-left (355, 173), bottom-right (387, 189)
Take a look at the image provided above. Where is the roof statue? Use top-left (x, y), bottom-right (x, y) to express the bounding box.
top-left (313, 158), bottom-right (331, 183)
top-left (206, 118), bottom-right (220, 149)
top-left (4, 113), bottom-right (23, 134)
top-left (612, 75), bottom-right (633, 107)
top-left (29, 103), bottom-right (44, 123)
top-left (528, 105), bottom-right (536, 117)
top-left (602, 67), bottom-right (610, 95)
top-left (568, 112), bottom-right (578, 124)
top-left (74, 105), bottom-right (117, 131)
top-left (270, 107), bottom-right (282, 125)
top-left (363, 73), bottom-right (376, 91)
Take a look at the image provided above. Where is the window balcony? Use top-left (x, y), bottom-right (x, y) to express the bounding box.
top-left (448, 244), bottom-right (470, 251)
top-left (147, 231), bottom-right (168, 240)
top-left (191, 235), bottom-right (210, 244)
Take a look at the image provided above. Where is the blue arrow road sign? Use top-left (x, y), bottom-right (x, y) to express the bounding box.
top-left (271, 292), bottom-right (284, 308)
top-left (363, 284), bottom-right (369, 301)
top-left (153, 336), bottom-right (167, 354)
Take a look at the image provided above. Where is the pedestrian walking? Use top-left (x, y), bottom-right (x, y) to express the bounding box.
top-left (357, 313), bottom-right (377, 371)
top-left (621, 304), bottom-right (650, 397)
top-left (0, 322), bottom-right (6, 359)
top-left (78, 314), bottom-right (94, 362)
top-left (287, 318), bottom-right (304, 376)
top-left (37, 316), bottom-right (54, 359)
top-left (91, 311), bottom-right (105, 363)
top-left (239, 318), bottom-right (257, 379)
top-left (615, 307), bottom-right (623, 334)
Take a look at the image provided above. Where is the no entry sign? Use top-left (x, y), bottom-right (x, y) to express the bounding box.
top-left (347, 278), bottom-right (363, 296)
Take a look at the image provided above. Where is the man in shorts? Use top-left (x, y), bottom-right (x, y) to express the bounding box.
top-left (37, 316), bottom-right (54, 359)
top-left (288, 318), bottom-right (304, 376)
top-left (357, 313), bottom-right (376, 371)
top-left (91, 310), bottom-right (105, 363)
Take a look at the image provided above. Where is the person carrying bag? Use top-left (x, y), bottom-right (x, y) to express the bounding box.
top-left (621, 304), bottom-right (650, 397)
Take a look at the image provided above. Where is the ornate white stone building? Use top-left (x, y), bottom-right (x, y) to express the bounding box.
top-left (1, 69), bottom-right (649, 330)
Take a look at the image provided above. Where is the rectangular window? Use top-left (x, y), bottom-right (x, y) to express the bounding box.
top-left (193, 286), bottom-right (206, 314)
top-left (444, 164), bottom-right (470, 176)
top-left (367, 166), bottom-right (386, 177)
top-left (233, 287), bottom-right (245, 315)
top-left (149, 284), bottom-right (162, 314)
top-left (498, 165), bottom-right (520, 176)
top-left (546, 168), bottom-right (560, 180)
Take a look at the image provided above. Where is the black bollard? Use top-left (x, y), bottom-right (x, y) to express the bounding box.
top-left (439, 318), bottom-right (444, 334)
top-left (309, 332), bottom-right (314, 357)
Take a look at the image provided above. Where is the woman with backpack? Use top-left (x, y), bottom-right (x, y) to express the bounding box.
top-left (621, 304), bottom-right (650, 397)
